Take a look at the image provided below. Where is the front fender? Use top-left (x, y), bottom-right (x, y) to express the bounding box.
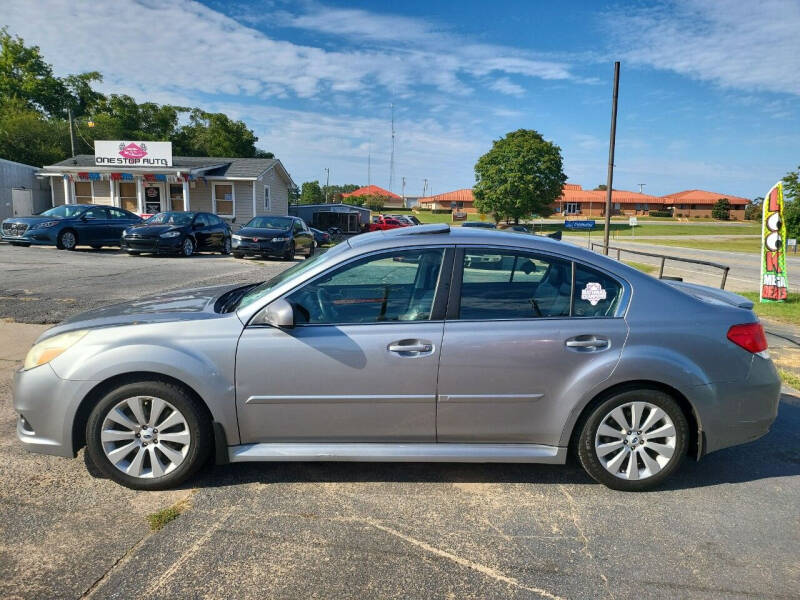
top-left (50, 330), bottom-right (240, 445)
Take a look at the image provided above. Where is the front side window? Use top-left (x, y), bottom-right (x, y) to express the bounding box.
top-left (460, 250), bottom-right (571, 319)
top-left (286, 248), bottom-right (445, 325)
top-left (214, 183), bottom-right (234, 216)
top-left (82, 207), bottom-right (107, 220)
top-left (293, 220), bottom-right (304, 233)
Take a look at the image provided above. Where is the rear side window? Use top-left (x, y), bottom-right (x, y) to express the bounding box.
top-left (573, 265), bottom-right (622, 317)
top-left (460, 250), bottom-right (571, 319)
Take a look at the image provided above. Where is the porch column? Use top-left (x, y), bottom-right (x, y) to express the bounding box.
top-left (109, 179), bottom-right (117, 207)
top-left (136, 177), bottom-right (144, 214)
top-left (63, 176), bottom-right (71, 204)
top-left (183, 180), bottom-right (190, 211)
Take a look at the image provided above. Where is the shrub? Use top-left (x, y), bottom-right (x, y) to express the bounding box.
top-left (648, 210), bottom-right (672, 217)
top-left (712, 198), bottom-right (731, 220)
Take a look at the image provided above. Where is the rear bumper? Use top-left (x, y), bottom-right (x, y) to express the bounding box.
top-left (696, 356), bottom-right (781, 455)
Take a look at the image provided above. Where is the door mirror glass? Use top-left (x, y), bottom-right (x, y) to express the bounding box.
top-left (254, 298), bottom-right (295, 328)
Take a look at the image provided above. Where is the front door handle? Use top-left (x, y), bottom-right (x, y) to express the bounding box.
top-left (565, 335), bottom-right (610, 351)
top-left (388, 339), bottom-right (434, 355)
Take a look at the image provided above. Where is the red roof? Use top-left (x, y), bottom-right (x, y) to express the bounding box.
top-left (342, 185), bottom-right (401, 199)
top-left (662, 189), bottom-right (750, 206)
top-left (419, 189), bottom-right (474, 204)
top-left (558, 184), bottom-right (662, 204)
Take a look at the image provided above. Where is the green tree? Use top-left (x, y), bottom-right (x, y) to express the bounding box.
top-left (711, 198), bottom-right (731, 220)
top-left (594, 184), bottom-right (607, 191)
top-left (173, 109), bottom-right (260, 157)
top-left (300, 180), bottom-right (324, 204)
top-left (361, 194), bottom-right (387, 212)
top-left (745, 197), bottom-right (763, 221)
top-left (0, 99), bottom-right (69, 166)
top-left (473, 129), bottom-right (566, 224)
top-left (785, 165), bottom-right (800, 203)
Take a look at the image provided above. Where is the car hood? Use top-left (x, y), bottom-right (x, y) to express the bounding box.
top-left (236, 227), bottom-right (290, 238)
top-left (124, 223), bottom-right (183, 236)
top-left (3, 216), bottom-right (70, 226)
top-left (38, 283), bottom-right (245, 341)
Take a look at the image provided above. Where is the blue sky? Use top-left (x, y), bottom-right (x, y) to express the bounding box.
top-left (3, 0), bottom-right (799, 198)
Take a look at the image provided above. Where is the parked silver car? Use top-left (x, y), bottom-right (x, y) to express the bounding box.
top-left (14, 224), bottom-right (780, 491)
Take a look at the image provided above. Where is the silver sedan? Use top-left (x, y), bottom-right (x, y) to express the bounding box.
top-left (14, 224), bottom-right (780, 491)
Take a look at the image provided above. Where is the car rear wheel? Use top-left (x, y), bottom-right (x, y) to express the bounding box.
top-left (180, 237), bottom-right (194, 257)
top-left (57, 230), bottom-right (77, 250)
top-left (85, 380), bottom-right (211, 490)
top-left (577, 389), bottom-right (688, 491)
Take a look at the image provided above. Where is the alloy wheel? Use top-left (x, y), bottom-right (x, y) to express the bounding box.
top-left (594, 401), bottom-right (677, 481)
top-left (182, 238), bottom-right (194, 256)
top-left (100, 396), bottom-right (191, 479)
top-left (61, 231), bottom-right (76, 250)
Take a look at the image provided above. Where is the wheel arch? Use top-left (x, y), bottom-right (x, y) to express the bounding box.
top-left (71, 371), bottom-right (215, 455)
top-left (566, 379), bottom-right (702, 461)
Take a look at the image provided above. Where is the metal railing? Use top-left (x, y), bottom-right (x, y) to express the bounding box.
top-left (590, 242), bottom-right (731, 289)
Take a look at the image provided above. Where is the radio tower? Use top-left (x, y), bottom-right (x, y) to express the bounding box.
top-left (389, 103), bottom-right (395, 192)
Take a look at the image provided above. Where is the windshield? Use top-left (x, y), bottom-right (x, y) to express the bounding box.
top-left (39, 205), bottom-right (86, 218)
top-left (146, 212), bottom-right (195, 225)
top-left (245, 216), bottom-right (293, 230)
top-left (237, 245), bottom-right (346, 310)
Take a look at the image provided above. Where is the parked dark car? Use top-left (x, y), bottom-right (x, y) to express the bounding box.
top-left (461, 221), bottom-right (497, 229)
top-left (232, 216), bottom-right (314, 259)
top-left (309, 227), bottom-right (331, 247)
top-left (1, 204), bottom-right (142, 250)
top-left (121, 211), bottom-right (231, 257)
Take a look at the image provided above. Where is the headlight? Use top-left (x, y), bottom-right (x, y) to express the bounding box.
top-left (31, 221), bottom-right (59, 230)
top-left (160, 230), bottom-right (181, 238)
top-left (23, 330), bottom-right (88, 371)
top-left (232, 234), bottom-right (242, 240)
top-left (272, 236), bottom-right (289, 242)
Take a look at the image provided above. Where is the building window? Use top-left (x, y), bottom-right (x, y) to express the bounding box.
top-left (169, 184), bottom-right (184, 211)
top-left (264, 185), bottom-right (271, 211)
top-left (119, 182), bottom-right (137, 212)
top-left (74, 181), bottom-right (93, 204)
top-left (213, 183), bottom-right (234, 216)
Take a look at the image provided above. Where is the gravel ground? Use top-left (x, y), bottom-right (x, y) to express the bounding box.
top-left (0, 242), bottom-right (799, 599)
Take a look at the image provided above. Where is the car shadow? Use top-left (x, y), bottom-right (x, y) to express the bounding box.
top-left (86, 396), bottom-right (800, 493)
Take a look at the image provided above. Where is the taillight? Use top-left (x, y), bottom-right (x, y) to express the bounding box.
top-left (727, 323), bottom-right (768, 354)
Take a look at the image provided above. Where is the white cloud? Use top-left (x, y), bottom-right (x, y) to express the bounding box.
top-left (488, 78), bottom-right (525, 97)
top-left (607, 0), bottom-right (800, 95)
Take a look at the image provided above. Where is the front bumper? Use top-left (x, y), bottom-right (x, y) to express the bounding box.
top-left (121, 236), bottom-right (183, 254)
top-left (1, 229), bottom-right (58, 245)
top-left (13, 364), bottom-right (98, 457)
top-left (232, 237), bottom-right (290, 256)
top-left (697, 355), bottom-right (781, 455)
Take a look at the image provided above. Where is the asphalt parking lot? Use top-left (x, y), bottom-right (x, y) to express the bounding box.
top-left (0, 243), bottom-right (799, 599)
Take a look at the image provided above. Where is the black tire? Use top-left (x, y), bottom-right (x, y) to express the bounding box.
top-left (127, 251), bottom-right (141, 256)
top-left (180, 237), bottom-right (194, 257)
top-left (576, 389), bottom-right (688, 492)
top-left (85, 379), bottom-right (212, 490)
top-left (233, 252), bottom-right (244, 259)
top-left (283, 242), bottom-right (295, 260)
top-left (221, 236), bottom-right (232, 255)
top-left (57, 229), bottom-right (78, 250)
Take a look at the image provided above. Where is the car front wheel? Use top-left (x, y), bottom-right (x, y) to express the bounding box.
top-left (283, 242), bottom-right (295, 260)
top-left (85, 380), bottom-right (212, 490)
top-left (180, 237), bottom-right (194, 257)
top-left (221, 237), bottom-right (231, 255)
top-left (57, 230), bottom-right (77, 250)
top-left (577, 389), bottom-right (688, 491)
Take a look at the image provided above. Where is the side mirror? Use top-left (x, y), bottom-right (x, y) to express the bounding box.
top-left (193, 222), bottom-right (203, 230)
top-left (255, 298), bottom-right (294, 328)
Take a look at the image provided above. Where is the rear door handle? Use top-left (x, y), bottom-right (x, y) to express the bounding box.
top-left (565, 335), bottom-right (610, 351)
top-left (388, 339), bottom-right (434, 355)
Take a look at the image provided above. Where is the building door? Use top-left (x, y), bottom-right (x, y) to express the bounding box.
top-left (565, 202), bottom-right (578, 215)
top-left (12, 188), bottom-right (33, 217)
top-left (143, 183), bottom-right (166, 214)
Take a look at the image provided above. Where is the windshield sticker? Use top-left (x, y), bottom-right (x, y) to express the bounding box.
top-left (581, 282), bottom-right (607, 306)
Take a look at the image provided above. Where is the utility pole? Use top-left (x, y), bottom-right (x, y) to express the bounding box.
top-left (367, 138), bottom-right (372, 186)
top-left (324, 168), bottom-right (330, 203)
top-left (67, 108), bottom-right (77, 159)
top-left (389, 103), bottom-right (395, 192)
top-left (602, 62), bottom-right (620, 255)
top-left (422, 178), bottom-right (428, 198)
top-left (638, 183), bottom-right (646, 194)
top-left (401, 176), bottom-right (406, 206)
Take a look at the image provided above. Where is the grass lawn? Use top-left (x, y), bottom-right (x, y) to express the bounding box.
top-left (626, 236), bottom-right (760, 253)
top-left (561, 222), bottom-right (760, 237)
top-left (623, 260), bottom-right (657, 274)
top-left (740, 292), bottom-right (800, 326)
